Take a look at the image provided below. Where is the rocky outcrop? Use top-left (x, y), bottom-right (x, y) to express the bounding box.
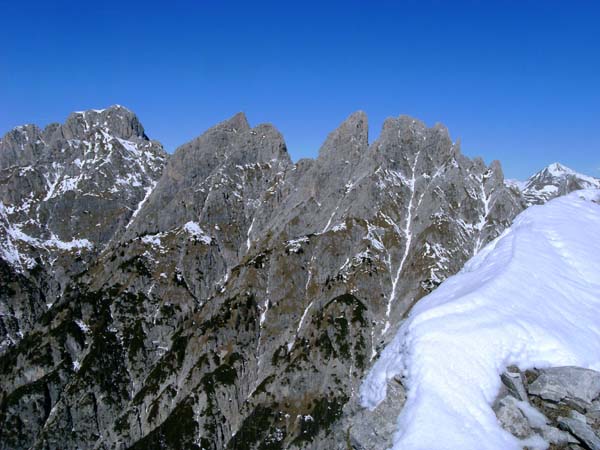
top-left (1, 108), bottom-right (529, 449)
top-left (494, 366), bottom-right (600, 449)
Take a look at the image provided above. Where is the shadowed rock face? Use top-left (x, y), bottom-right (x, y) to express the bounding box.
top-left (0, 108), bottom-right (525, 449)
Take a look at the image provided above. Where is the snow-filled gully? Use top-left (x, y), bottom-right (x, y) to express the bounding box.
top-left (383, 150), bottom-right (421, 334)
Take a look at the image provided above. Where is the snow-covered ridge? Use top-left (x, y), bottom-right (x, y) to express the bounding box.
top-left (504, 178), bottom-right (527, 191)
top-left (361, 189), bottom-right (600, 450)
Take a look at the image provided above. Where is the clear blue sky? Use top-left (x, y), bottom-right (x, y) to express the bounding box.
top-left (1, 0), bottom-right (599, 179)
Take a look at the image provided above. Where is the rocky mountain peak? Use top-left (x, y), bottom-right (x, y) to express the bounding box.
top-left (0, 125), bottom-right (44, 169)
top-left (1, 123), bottom-right (41, 145)
top-left (0, 106), bottom-right (167, 351)
top-left (218, 111), bottom-right (250, 133)
top-left (546, 162), bottom-right (573, 176)
top-left (484, 159), bottom-right (506, 186)
top-left (172, 112), bottom-right (287, 166)
top-left (63, 104), bottom-right (147, 141)
top-left (374, 115), bottom-right (452, 159)
top-left (318, 110), bottom-right (368, 160)
top-left (380, 115), bottom-right (427, 137)
top-left (125, 112), bottom-right (291, 244)
top-left (519, 162), bottom-right (600, 205)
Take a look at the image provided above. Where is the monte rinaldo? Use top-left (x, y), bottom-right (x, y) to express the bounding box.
top-left (1, 105), bottom-right (600, 450)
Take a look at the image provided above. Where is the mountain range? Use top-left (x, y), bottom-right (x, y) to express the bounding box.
top-left (0, 106), bottom-right (598, 449)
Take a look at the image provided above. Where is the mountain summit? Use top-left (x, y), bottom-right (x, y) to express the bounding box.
top-left (507, 162), bottom-right (600, 205)
top-left (0, 106), bottom-right (166, 351)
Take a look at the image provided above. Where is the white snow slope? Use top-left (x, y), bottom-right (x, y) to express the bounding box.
top-left (361, 189), bottom-right (600, 450)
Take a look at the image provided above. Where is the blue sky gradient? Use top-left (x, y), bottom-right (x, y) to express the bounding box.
top-left (2, 0), bottom-right (599, 179)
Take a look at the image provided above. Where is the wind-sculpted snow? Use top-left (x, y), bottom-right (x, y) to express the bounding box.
top-left (361, 189), bottom-right (600, 450)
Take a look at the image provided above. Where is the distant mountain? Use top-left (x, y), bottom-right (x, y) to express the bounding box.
top-left (2, 107), bottom-right (590, 450)
top-left (507, 163), bottom-right (600, 206)
top-left (504, 178), bottom-right (527, 191)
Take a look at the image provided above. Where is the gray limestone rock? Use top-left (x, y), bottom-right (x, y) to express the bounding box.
top-left (558, 415), bottom-right (600, 450)
top-left (494, 367), bottom-right (600, 449)
top-left (529, 367), bottom-right (600, 405)
top-left (542, 425), bottom-right (580, 447)
top-left (495, 396), bottom-right (534, 439)
top-left (341, 376), bottom-right (406, 450)
top-left (502, 369), bottom-right (529, 402)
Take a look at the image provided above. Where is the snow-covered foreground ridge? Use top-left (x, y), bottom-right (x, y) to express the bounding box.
top-left (361, 189), bottom-right (600, 450)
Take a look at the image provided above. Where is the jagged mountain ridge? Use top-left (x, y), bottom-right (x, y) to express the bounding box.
top-left (0, 106), bottom-right (586, 449)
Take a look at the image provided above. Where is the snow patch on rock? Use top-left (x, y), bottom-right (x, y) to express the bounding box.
top-left (182, 221), bottom-right (212, 244)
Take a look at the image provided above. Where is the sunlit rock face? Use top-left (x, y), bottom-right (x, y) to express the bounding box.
top-left (0, 105), bottom-right (167, 353)
top-left (0, 108), bottom-right (524, 449)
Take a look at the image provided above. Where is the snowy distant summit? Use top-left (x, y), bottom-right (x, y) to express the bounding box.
top-left (507, 162), bottom-right (600, 206)
top-left (504, 178), bottom-right (527, 191)
top-left (546, 162), bottom-right (574, 175)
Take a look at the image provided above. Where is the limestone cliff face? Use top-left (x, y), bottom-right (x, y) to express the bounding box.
top-left (0, 105), bottom-right (167, 353)
top-left (0, 108), bottom-right (525, 449)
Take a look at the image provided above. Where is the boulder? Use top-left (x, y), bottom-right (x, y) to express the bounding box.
top-left (529, 367), bottom-right (600, 405)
